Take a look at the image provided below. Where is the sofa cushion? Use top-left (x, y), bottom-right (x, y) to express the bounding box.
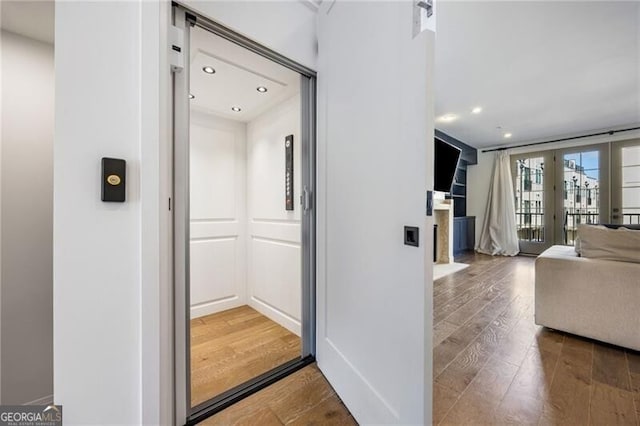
top-left (577, 224), bottom-right (640, 263)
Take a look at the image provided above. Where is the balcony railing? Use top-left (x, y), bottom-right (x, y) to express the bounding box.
top-left (515, 212), bottom-right (544, 242)
top-left (516, 212), bottom-right (640, 245)
top-left (622, 213), bottom-right (640, 225)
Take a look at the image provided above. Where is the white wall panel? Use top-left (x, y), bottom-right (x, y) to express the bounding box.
top-left (190, 126), bottom-right (237, 220)
top-left (247, 95), bottom-right (302, 222)
top-left (189, 112), bottom-right (246, 318)
top-left (54, 3), bottom-right (142, 423)
top-left (190, 238), bottom-right (238, 315)
top-left (316, 1), bottom-right (434, 423)
top-left (247, 94), bottom-right (302, 335)
top-left (249, 238), bottom-right (301, 333)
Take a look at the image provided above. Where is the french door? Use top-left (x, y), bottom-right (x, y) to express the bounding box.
top-left (611, 138), bottom-right (640, 225)
top-left (511, 151), bottom-right (555, 254)
top-left (553, 144), bottom-right (609, 245)
top-left (512, 144), bottom-right (610, 254)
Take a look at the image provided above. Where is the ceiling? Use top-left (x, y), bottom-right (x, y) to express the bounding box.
top-left (435, 1), bottom-right (640, 148)
top-left (190, 26), bottom-right (300, 123)
top-left (0, 0), bottom-right (54, 44)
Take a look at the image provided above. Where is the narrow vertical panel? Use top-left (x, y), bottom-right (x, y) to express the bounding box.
top-left (285, 135), bottom-right (294, 211)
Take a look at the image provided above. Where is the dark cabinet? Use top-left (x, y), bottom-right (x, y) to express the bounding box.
top-left (453, 216), bottom-right (475, 254)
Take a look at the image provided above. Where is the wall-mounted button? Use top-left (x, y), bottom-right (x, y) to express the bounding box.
top-left (404, 226), bottom-right (419, 247)
top-left (107, 174), bottom-right (121, 186)
top-left (101, 157), bottom-right (126, 202)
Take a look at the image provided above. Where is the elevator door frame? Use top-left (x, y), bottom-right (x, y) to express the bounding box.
top-left (172, 4), bottom-right (318, 424)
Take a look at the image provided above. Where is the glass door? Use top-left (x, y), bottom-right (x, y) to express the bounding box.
top-left (554, 144), bottom-right (609, 244)
top-left (511, 151), bottom-right (555, 254)
top-left (611, 138), bottom-right (640, 225)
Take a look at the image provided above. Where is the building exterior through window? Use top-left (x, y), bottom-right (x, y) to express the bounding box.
top-left (515, 152), bottom-right (600, 245)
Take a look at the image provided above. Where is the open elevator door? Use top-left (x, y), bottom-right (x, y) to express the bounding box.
top-left (315, 1), bottom-right (435, 424)
top-left (172, 5), bottom-right (317, 424)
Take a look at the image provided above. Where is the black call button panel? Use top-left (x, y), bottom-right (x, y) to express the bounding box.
top-left (285, 135), bottom-right (294, 211)
top-left (101, 157), bottom-right (126, 202)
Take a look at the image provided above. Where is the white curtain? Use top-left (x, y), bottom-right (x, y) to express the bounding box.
top-left (477, 151), bottom-right (520, 256)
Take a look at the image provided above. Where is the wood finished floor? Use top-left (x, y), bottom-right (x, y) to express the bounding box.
top-left (434, 252), bottom-right (640, 425)
top-left (191, 305), bottom-right (302, 407)
top-left (200, 363), bottom-right (357, 425)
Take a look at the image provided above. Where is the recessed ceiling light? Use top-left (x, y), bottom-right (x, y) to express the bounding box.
top-left (256, 86), bottom-right (268, 93)
top-left (471, 107), bottom-right (482, 114)
top-left (437, 114), bottom-right (458, 123)
top-left (189, 94), bottom-right (195, 99)
top-left (504, 133), bottom-right (513, 138)
top-left (231, 106), bottom-right (242, 112)
top-left (202, 66), bottom-right (216, 74)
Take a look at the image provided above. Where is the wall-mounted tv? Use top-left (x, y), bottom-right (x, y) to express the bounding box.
top-left (434, 138), bottom-right (462, 193)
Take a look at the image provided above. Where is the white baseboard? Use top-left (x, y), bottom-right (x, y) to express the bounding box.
top-left (248, 296), bottom-right (301, 336)
top-left (190, 296), bottom-right (243, 319)
top-left (318, 339), bottom-right (399, 424)
top-left (23, 394), bottom-right (53, 405)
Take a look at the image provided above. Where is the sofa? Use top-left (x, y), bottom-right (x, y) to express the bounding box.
top-left (535, 225), bottom-right (640, 351)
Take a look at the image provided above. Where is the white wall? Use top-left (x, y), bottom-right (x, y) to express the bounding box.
top-left (468, 129), bottom-right (640, 246)
top-left (54, 3), bottom-right (142, 424)
top-left (0, 30), bottom-right (53, 405)
top-left (190, 111), bottom-right (247, 318)
top-left (247, 94), bottom-right (302, 335)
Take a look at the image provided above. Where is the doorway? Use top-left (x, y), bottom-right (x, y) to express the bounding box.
top-left (512, 151), bottom-right (555, 254)
top-left (172, 5), bottom-right (317, 423)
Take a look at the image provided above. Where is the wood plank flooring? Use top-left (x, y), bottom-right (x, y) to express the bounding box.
top-left (191, 306), bottom-right (302, 406)
top-left (434, 252), bottom-right (640, 425)
top-left (194, 254), bottom-right (639, 425)
top-left (200, 364), bottom-right (357, 425)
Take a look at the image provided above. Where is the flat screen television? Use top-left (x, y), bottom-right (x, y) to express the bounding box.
top-left (434, 138), bottom-right (462, 193)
